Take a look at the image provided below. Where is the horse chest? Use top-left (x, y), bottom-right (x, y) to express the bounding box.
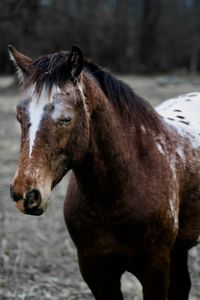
top-left (65, 203), bottom-right (158, 257)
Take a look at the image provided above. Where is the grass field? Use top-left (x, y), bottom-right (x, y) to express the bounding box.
top-left (0, 75), bottom-right (200, 300)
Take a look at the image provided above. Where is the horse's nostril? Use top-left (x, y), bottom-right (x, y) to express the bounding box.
top-left (10, 185), bottom-right (22, 202)
top-left (24, 189), bottom-right (41, 210)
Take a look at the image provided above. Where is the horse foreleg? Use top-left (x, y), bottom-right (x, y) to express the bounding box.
top-left (168, 245), bottom-right (191, 300)
top-left (77, 252), bottom-right (124, 300)
top-left (137, 252), bottom-right (170, 300)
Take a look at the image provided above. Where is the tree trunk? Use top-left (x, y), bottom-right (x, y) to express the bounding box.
top-left (139, 0), bottom-right (160, 72)
top-left (190, 44), bottom-right (200, 75)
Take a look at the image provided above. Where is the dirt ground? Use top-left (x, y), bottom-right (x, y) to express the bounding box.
top-left (0, 75), bottom-right (200, 300)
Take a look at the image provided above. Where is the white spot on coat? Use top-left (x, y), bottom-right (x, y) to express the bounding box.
top-left (155, 136), bottom-right (166, 155)
top-left (169, 195), bottom-right (178, 231)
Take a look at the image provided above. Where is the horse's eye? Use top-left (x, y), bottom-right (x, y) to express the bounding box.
top-left (58, 117), bottom-right (72, 126)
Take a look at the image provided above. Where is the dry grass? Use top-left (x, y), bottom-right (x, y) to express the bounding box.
top-left (0, 75), bottom-right (200, 299)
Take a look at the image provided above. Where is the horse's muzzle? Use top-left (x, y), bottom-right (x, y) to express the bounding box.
top-left (10, 185), bottom-right (44, 216)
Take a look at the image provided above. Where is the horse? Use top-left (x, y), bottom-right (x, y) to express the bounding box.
top-left (9, 45), bottom-right (200, 300)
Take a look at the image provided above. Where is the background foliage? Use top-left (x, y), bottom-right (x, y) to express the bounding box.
top-left (1, 0), bottom-right (200, 74)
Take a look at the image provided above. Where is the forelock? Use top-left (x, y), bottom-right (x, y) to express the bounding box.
top-left (24, 51), bottom-right (71, 93)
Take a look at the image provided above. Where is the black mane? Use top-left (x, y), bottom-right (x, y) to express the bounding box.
top-left (85, 61), bottom-right (159, 127)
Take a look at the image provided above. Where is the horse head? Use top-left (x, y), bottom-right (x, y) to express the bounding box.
top-left (9, 46), bottom-right (90, 215)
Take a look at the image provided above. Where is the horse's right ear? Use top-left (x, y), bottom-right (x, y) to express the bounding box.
top-left (8, 45), bottom-right (32, 82)
top-left (67, 45), bottom-right (84, 82)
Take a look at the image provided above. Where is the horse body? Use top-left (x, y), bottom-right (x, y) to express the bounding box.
top-left (9, 46), bottom-right (200, 300)
top-left (64, 75), bottom-right (200, 300)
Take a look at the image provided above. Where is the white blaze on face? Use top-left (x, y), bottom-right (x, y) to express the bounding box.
top-left (29, 86), bottom-right (47, 156)
top-left (28, 84), bottom-right (61, 156)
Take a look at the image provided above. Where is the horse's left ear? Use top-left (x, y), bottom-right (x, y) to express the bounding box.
top-left (8, 45), bottom-right (32, 82)
top-left (67, 45), bottom-right (83, 82)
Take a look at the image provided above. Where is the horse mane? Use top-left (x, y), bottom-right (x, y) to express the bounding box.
top-left (24, 51), bottom-right (161, 129)
top-left (84, 61), bottom-right (160, 128)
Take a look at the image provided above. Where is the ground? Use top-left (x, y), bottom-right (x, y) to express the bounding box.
top-left (0, 75), bottom-right (200, 300)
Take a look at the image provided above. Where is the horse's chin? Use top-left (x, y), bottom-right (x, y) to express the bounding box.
top-left (51, 171), bottom-right (69, 189)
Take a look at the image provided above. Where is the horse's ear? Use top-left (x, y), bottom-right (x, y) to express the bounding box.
top-left (8, 45), bottom-right (32, 82)
top-left (67, 45), bottom-right (83, 82)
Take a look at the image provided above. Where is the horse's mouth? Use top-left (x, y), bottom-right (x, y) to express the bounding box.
top-left (25, 208), bottom-right (44, 216)
top-left (15, 199), bottom-right (44, 216)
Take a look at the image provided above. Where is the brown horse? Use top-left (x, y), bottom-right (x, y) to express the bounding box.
top-left (9, 45), bottom-right (200, 300)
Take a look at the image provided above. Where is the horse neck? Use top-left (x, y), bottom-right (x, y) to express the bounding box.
top-left (73, 74), bottom-right (161, 203)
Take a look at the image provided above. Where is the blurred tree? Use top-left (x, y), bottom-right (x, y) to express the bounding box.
top-left (188, 0), bottom-right (200, 73)
top-left (0, 0), bottom-right (200, 74)
top-left (0, 0), bottom-right (39, 72)
top-left (139, 0), bottom-right (161, 72)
